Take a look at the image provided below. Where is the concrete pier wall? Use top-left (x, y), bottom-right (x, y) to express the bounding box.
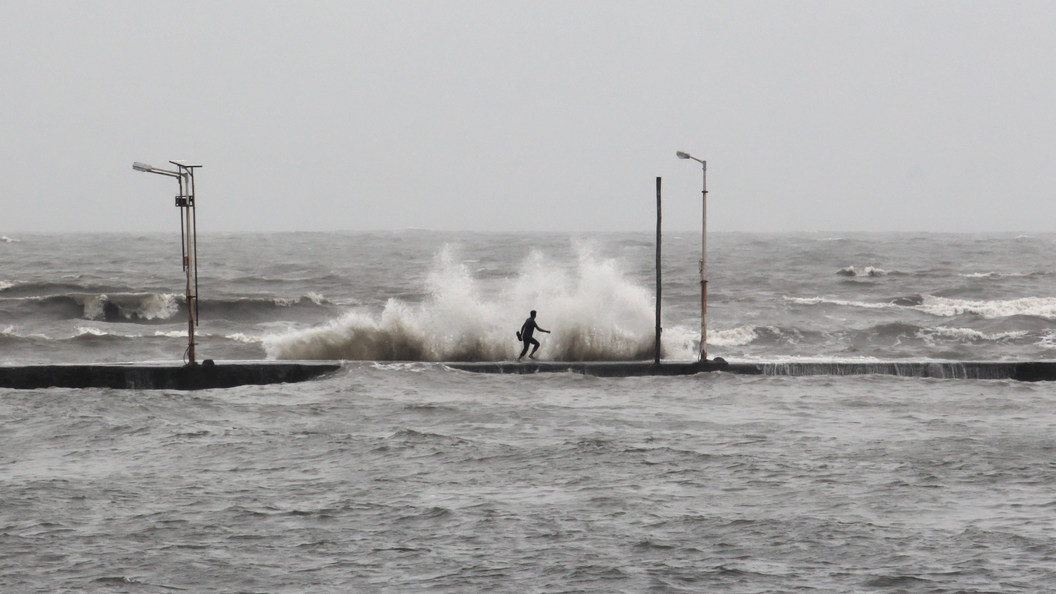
top-left (448, 360), bottom-right (1056, 381)
top-left (6, 359), bottom-right (1056, 389)
top-left (446, 360), bottom-right (724, 377)
top-left (756, 361), bottom-right (1056, 381)
top-left (0, 362), bottom-right (342, 390)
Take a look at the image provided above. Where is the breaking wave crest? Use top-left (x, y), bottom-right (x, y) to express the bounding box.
top-left (685, 322), bottom-right (1039, 352)
top-left (961, 271), bottom-right (1036, 279)
top-left (709, 325), bottom-right (760, 347)
top-left (66, 292), bottom-right (180, 321)
top-left (837, 266), bottom-right (890, 278)
top-left (265, 245), bottom-right (681, 362)
top-left (785, 296), bottom-right (896, 310)
top-left (4, 290), bottom-right (331, 323)
top-left (787, 294), bottom-right (1056, 320)
top-left (915, 295), bottom-right (1056, 319)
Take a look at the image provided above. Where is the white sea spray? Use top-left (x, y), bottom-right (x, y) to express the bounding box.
top-left (265, 244), bottom-right (661, 361)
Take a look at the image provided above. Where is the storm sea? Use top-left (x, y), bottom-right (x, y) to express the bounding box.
top-left (3, 231), bottom-right (1056, 592)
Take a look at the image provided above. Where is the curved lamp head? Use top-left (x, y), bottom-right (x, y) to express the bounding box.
top-left (132, 161), bottom-right (181, 178)
top-left (676, 150), bottom-right (705, 165)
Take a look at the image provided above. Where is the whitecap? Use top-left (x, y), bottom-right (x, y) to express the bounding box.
top-left (708, 325), bottom-right (759, 347)
top-left (785, 296), bottom-right (895, 310)
top-left (75, 326), bottom-right (109, 337)
top-left (153, 330), bottom-right (190, 338)
top-left (915, 295), bottom-right (1056, 319)
top-left (961, 271), bottom-right (1030, 279)
top-left (917, 326), bottom-right (1029, 343)
top-left (837, 266), bottom-right (889, 278)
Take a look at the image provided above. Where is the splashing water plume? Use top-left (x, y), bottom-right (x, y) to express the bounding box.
top-left (264, 244), bottom-right (684, 362)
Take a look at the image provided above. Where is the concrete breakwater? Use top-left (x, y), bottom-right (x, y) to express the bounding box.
top-left (0, 361), bottom-right (341, 390)
top-left (6, 359), bottom-right (1056, 390)
top-left (448, 359), bottom-right (1056, 381)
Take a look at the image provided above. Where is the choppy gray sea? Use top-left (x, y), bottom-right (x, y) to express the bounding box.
top-left (3, 232), bottom-right (1056, 592)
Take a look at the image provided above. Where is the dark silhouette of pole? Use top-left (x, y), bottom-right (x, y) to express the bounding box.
top-left (655, 177), bottom-right (662, 365)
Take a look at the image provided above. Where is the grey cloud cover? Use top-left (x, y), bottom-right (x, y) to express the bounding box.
top-left (2, 0), bottom-right (1054, 233)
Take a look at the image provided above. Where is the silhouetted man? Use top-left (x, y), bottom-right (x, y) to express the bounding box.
top-left (518, 310), bottom-right (550, 360)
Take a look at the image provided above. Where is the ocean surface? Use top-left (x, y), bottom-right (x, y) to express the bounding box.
top-left (3, 231), bottom-right (1056, 592)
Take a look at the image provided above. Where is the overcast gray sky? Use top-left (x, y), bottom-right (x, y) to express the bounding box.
top-left (2, 1), bottom-right (1054, 233)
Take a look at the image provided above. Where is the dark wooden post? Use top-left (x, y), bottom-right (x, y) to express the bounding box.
top-left (655, 177), bottom-right (662, 365)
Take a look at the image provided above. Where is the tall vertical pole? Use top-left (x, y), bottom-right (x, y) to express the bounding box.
top-left (184, 193), bottom-right (196, 365)
top-left (191, 168), bottom-right (200, 325)
top-left (179, 165), bottom-right (197, 366)
top-left (700, 161), bottom-right (707, 362)
top-left (173, 163), bottom-right (199, 366)
top-left (655, 177), bottom-right (662, 365)
top-left (132, 160), bottom-right (203, 365)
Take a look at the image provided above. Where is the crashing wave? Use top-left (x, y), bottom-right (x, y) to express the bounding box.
top-left (837, 266), bottom-right (889, 278)
top-left (69, 293), bottom-right (181, 321)
top-left (265, 244), bottom-right (674, 362)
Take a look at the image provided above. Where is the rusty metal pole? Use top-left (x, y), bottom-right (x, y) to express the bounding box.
top-left (174, 162), bottom-right (201, 366)
top-left (700, 160), bottom-right (707, 362)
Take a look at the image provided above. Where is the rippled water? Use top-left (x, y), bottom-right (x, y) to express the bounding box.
top-left (4, 232), bottom-right (1056, 591)
top-left (4, 366), bottom-right (1056, 592)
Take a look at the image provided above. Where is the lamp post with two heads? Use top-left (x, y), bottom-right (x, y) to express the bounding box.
top-left (132, 160), bottom-right (203, 365)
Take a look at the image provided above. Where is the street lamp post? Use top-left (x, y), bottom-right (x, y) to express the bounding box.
top-left (132, 160), bottom-right (203, 365)
top-left (676, 151), bottom-right (708, 362)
